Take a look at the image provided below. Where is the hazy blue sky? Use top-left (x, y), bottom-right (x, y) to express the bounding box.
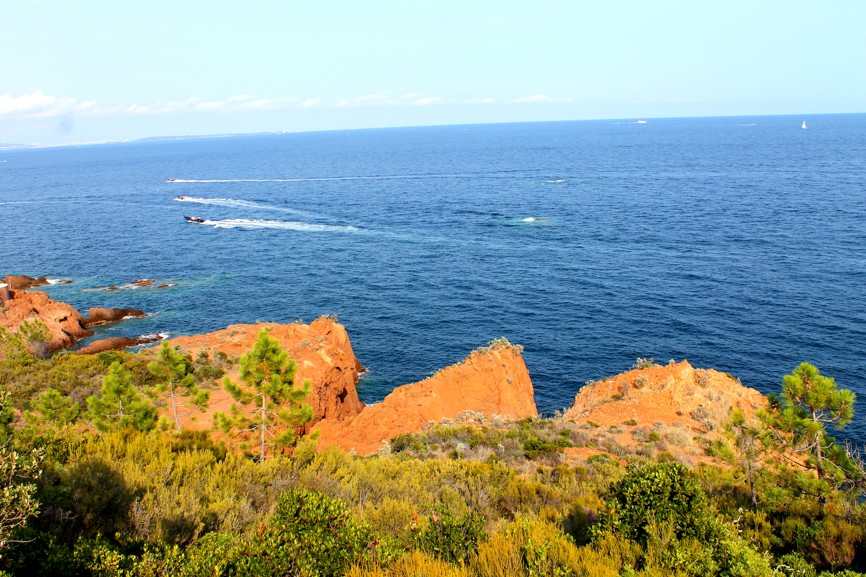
top-left (2, 0), bottom-right (864, 144)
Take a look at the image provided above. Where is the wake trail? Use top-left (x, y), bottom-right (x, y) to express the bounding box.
top-left (191, 218), bottom-right (358, 233)
top-left (174, 196), bottom-right (313, 216)
top-left (167, 172), bottom-right (539, 184)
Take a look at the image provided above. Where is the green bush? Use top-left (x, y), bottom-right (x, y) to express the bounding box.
top-left (414, 509), bottom-right (486, 564)
top-left (594, 462), bottom-right (723, 547)
top-left (240, 488), bottom-right (373, 577)
top-left (177, 532), bottom-right (247, 577)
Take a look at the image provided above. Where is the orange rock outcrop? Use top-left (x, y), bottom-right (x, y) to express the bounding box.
top-left (84, 307), bottom-right (148, 328)
top-left (76, 334), bottom-right (163, 355)
top-left (314, 342), bottom-right (538, 455)
top-left (168, 318), bottom-right (365, 426)
top-left (0, 290), bottom-right (93, 352)
top-left (561, 361), bottom-right (766, 459)
top-left (5, 275), bottom-right (50, 290)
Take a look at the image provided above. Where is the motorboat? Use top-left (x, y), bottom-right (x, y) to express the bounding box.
top-left (185, 216), bottom-right (206, 223)
top-left (175, 195), bottom-right (187, 200)
top-left (167, 178), bottom-right (177, 182)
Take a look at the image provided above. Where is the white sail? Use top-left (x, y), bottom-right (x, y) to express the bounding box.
top-left (802, 120), bottom-right (808, 129)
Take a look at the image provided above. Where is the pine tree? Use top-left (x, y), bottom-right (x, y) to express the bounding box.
top-left (147, 342), bottom-right (209, 432)
top-left (221, 329), bottom-right (312, 460)
top-left (770, 362), bottom-right (856, 480)
top-left (87, 361), bottom-right (157, 432)
top-left (29, 388), bottom-right (80, 426)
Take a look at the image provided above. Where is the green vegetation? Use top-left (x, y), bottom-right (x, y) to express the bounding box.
top-left (147, 341), bottom-right (209, 432)
top-left (765, 362), bottom-right (857, 482)
top-left (219, 329), bottom-right (313, 459)
top-left (0, 329), bottom-right (865, 577)
top-left (86, 362), bottom-right (157, 432)
top-left (0, 392), bottom-right (41, 550)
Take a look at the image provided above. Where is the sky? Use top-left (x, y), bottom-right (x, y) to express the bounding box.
top-left (1, 0), bottom-right (864, 145)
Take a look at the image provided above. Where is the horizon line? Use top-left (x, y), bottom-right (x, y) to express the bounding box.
top-left (2, 110), bottom-right (862, 151)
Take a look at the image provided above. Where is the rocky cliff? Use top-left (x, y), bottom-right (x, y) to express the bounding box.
top-left (0, 290), bottom-right (93, 352)
top-left (169, 317), bottom-right (365, 426)
top-left (561, 360), bottom-right (767, 461)
top-left (314, 341), bottom-right (538, 455)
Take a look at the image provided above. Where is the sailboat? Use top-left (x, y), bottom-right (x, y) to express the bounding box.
top-left (801, 120), bottom-right (808, 129)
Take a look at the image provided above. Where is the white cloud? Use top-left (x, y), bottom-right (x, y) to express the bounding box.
top-left (1, 89), bottom-right (507, 120)
top-left (337, 93), bottom-right (399, 108)
top-left (409, 96), bottom-right (445, 106)
top-left (0, 90), bottom-right (98, 118)
top-left (125, 104), bottom-right (152, 115)
top-left (235, 96), bottom-right (300, 111)
top-left (193, 100), bottom-right (226, 112)
top-left (515, 93), bottom-right (571, 104)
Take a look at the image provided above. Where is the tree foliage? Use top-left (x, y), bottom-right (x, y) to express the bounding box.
top-left (86, 362), bottom-right (157, 432)
top-left (220, 329), bottom-right (312, 460)
top-left (768, 363), bottom-right (856, 481)
top-left (147, 342), bottom-right (208, 432)
top-left (26, 388), bottom-right (80, 426)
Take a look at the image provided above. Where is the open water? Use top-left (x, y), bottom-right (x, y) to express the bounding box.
top-left (2, 115), bottom-right (865, 441)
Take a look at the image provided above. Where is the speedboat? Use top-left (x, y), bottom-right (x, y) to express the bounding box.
top-left (185, 216), bottom-right (206, 223)
top-left (167, 178), bottom-right (177, 182)
top-left (175, 195), bottom-right (187, 200)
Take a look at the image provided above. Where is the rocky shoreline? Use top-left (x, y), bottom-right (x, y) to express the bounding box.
top-left (0, 274), bottom-right (767, 458)
top-left (0, 275), bottom-right (151, 354)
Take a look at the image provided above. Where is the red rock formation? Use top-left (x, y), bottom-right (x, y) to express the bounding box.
top-left (168, 317), bottom-right (365, 426)
top-left (84, 307), bottom-right (147, 328)
top-left (0, 290), bottom-right (93, 352)
top-left (560, 361), bottom-right (767, 462)
top-left (562, 360), bottom-right (765, 430)
top-left (314, 342), bottom-right (538, 455)
top-left (5, 275), bottom-right (50, 290)
top-left (77, 334), bottom-right (163, 355)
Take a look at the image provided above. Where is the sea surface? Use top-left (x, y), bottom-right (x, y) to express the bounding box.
top-left (2, 115), bottom-right (865, 441)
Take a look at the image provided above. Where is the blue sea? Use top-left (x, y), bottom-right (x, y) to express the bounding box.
top-left (2, 115), bottom-right (865, 441)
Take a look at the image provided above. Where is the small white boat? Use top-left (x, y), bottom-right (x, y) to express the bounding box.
top-left (185, 216), bottom-right (206, 223)
top-left (802, 120), bottom-right (808, 129)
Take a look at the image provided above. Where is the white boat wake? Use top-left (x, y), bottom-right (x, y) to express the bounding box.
top-left (195, 218), bottom-right (358, 232)
top-left (166, 172), bottom-right (534, 184)
top-left (174, 196), bottom-right (312, 216)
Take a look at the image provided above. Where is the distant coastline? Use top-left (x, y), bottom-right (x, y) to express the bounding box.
top-left (2, 112), bottom-right (863, 151)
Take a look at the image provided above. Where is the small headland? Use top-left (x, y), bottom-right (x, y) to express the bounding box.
top-left (1, 274), bottom-right (150, 354)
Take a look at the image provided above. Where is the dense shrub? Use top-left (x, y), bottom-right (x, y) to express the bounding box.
top-left (413, 509), bottom-right (485, 564)
top-left (240, 488), bottom-right (373, 577)
top-left (594, 462), bottom-right (723, 547)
